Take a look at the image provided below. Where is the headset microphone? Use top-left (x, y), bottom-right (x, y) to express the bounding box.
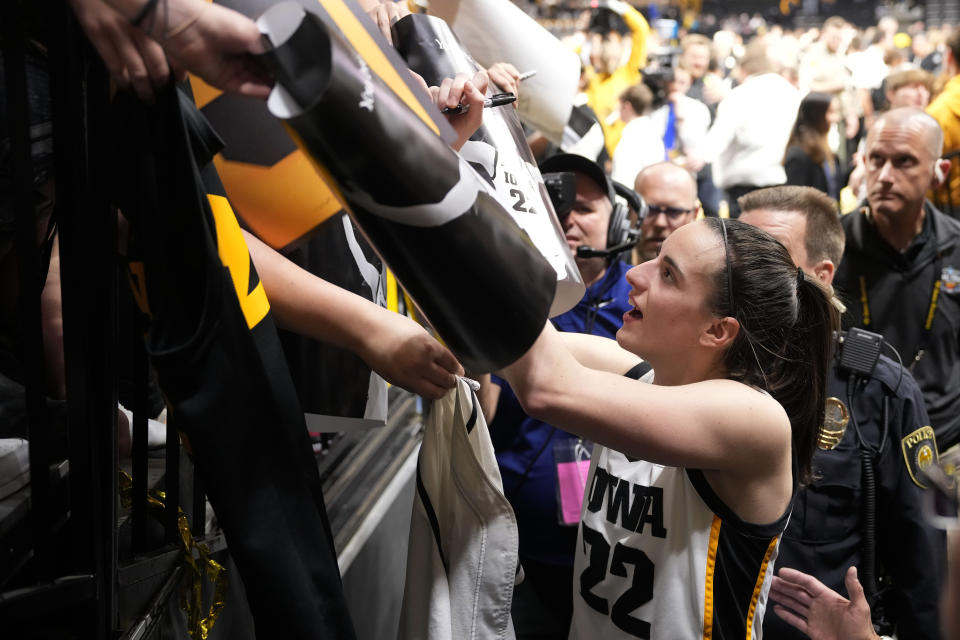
top-left (576, 239), bottom-right (638, 259)
top-left (540, 156), bottom-right (646, 262)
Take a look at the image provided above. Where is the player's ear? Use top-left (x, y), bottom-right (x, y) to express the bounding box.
top-left (701, 315), bottom-right (739, 351)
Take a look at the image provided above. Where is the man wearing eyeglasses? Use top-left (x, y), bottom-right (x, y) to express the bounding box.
top-left (632, 162), bottom-right (699, 262)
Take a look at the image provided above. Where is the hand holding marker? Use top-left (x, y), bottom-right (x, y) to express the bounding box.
top-left (442, 92), bottom-right (517, 115)
top-left (440, 70), bottom-right (534, 114)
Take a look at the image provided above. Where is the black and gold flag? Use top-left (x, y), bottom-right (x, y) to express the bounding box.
top-left (260, 2), bottom-right (555, 373)
top-left (113, 86), bottom-right (356, 639)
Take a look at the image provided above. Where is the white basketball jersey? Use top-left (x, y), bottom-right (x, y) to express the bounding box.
top-left (569, 445), bottom-right (790, 640)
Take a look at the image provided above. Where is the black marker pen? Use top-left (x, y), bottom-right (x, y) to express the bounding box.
top-left (442, 92), bottom-right (517, 115)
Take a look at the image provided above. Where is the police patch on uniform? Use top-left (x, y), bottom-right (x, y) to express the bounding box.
top-left (819, 397), bottom-right (849, 450)
top-left (901, 426), bottom-right (939, 488)
top-left (941, 266), bottom-right (960, 294)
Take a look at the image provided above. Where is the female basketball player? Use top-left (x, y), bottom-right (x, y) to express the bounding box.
top-left (502, 217), bottom-right (839, 639)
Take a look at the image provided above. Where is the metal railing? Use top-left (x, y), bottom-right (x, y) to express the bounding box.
top-left (1, 1), bottom-right (208, 635)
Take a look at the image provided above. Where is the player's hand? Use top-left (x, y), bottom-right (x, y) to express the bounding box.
top-left (367, 0), bottom-right (409, 46)
top-left (361, 313), bottom-right (464, 399)
top-left (69, 0), bottom-right (170, 102)
top-left (770, 567), bottom-right (880, 640)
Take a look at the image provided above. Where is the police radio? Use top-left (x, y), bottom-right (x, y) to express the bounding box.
top-left (834, 325), bottom-right (895, 634)
top-left (836, 327), bottom-right (883, 377)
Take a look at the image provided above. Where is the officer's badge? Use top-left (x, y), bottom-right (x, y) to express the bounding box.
top-left (819, 397), bottom-right (849, 450)
top-left (901, 426), bottom-right (939, 488)
top-left (941, 266), bottom-right (960, 294)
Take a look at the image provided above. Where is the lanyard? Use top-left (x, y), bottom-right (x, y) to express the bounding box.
top-left (584, 294), bottom-right (615, 335)
top-left (858, 251), bottom-right (943, 369)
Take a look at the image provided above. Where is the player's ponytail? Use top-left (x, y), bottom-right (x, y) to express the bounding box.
top-left (707, 219), bottom-right (840, 484)
top-left (780, 270), bottom-right (839, 484)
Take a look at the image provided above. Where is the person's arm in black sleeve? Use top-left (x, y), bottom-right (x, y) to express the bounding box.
top-left (875, 373), bottom-right (946, 640)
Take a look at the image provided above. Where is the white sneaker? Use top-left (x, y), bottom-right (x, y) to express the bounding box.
top-left (0, 438), bottom-right (30, 500)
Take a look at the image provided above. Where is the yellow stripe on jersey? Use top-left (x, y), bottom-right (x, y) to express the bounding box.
top-left (702, 515), bottom-right (722, 640)
top-left (208, 194), bottom-right (271, 329)
top-left (745, 535), bottom-right (779, 639)
top-left (403, 291), bottom-right (419, 324)
top-left (386, 269), bottom-right (400, 313)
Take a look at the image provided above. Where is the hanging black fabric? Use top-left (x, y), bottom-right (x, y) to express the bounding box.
top-left (110, 85), bottom-right (356, 639)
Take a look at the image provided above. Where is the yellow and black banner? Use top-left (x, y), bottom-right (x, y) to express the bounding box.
top-left (192, 0), bottom-right (456, 250)
top-left (258, 1), bottom-right (555, 372)
top-left (111, 85), bottom-right (356, 638)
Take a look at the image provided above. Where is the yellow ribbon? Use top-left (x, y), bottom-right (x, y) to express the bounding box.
top-left (119, 471), bottom-right (227, 639)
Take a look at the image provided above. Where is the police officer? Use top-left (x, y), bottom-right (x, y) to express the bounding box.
top-left (834, 108), bottom-right (960, 452)
top-left (739, 185), bottom-right (945, 640)
top-left (482, 153), bottom-right (645, 640)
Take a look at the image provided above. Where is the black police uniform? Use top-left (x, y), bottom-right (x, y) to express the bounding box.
top-left (763, 355), bottom-right (945, 639)
top-left (835, 202), bottom-right (960, 450)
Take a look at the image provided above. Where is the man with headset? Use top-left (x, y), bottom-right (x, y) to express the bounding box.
top-left (482, 153), bottom-right (643, 640)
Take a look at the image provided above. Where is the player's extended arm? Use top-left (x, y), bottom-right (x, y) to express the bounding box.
top-left (559, 332), bottom-right (643, 375)
top-left (502, 322), bottom-right (789, 473)
top-left (243, 230), bottom-right (463, 399)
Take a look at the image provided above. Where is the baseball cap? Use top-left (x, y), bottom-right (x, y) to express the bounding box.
top-left (539, 153), bottom-right (615, 206)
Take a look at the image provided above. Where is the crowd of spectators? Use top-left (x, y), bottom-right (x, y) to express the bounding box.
top-left (531, 2), bottom-right (960, 216)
